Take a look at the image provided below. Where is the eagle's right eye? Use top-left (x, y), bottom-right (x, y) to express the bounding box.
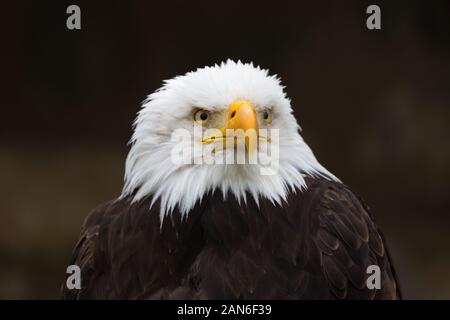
top-left (193, 109), bottom-right (210, 124)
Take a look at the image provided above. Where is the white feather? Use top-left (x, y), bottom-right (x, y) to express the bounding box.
top-left (121, 60), bottom-right (339, 221)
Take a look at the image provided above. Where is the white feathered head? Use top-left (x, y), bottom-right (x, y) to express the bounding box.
top-left (122, 60), bottom-right (337, 220)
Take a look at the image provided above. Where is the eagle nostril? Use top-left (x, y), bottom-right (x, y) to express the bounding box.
top-left (230, 110), bottom-right (236, 119)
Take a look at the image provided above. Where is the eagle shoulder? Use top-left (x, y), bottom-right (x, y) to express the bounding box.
top-left (300, 178), bottom-right (402, 299)
top-left (61, 197), bottom-right (205, 299)
top-left (61, 200), bottom-right (112, 299)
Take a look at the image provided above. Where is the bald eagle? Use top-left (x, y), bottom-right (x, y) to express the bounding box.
top-left (62, 60), bottom-right (401, 299)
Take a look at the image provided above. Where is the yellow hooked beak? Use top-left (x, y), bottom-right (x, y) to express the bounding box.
top-left (223, 100), bottom-right (259, 156)
top-left (201, 100), bottom-right (261, 157)
top-left (225, 100), bottom-right (259, 133)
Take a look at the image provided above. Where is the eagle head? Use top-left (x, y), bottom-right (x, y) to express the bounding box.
top-left (121, 60), bottom-right (336, 220)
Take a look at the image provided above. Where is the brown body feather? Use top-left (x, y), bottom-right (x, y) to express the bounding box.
top-left (62, 177), bottom-right (401, 299)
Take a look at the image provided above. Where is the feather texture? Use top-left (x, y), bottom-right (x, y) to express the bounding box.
top-left (62, 177), bottom-right (401, 300)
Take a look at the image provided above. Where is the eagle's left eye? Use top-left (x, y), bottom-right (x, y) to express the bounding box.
top-left (193, 109), bottom-right (210, 124)
top-left (261, 109), bottom-right (273, 125)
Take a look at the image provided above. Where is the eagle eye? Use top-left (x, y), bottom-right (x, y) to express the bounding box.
top-left (261, 109), bottom-right (273, 125)
top-left (193, 109), bottom-right (210, 124)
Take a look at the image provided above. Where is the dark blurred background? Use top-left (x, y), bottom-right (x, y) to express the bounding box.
top-left (1, 0), bottom-right (449, 299)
